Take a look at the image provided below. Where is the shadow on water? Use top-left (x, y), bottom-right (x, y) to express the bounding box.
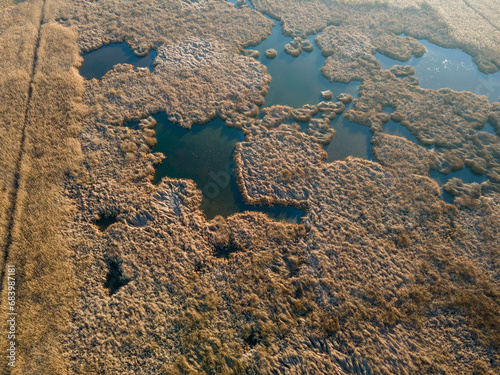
top-left (95, 214), bottom-right (118, 232)
top-left (214, 242), bottom-right (242, 259)
top-left (135, 113), bottom-right (304, 223)
top-left (374, 39), bottom-right (500, 102)
top-left (381, 120), bottom-right (422, 146)
top-left (80, 42), bottom-right (156, 80)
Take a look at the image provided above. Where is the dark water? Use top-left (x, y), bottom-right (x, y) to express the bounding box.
top-left (80, 42), bottom-right (156, 80)
top-left (95, 214), bottom-right (118, 232)
top-left (143, 114), bottom-right (304, 222)
top-left (430, 169), bottom-right (488, 186)
top-left (325, 114), bottom-right (373, 162)
top-left (104, 259), bottom-right (130, 296)
top-left (375, 39), bottom-right (500, 103)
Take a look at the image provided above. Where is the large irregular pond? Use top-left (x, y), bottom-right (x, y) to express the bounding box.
top-left (128, 114), bottom-right (304, 222)
top-left (249, 32), bottom-right (359, 109)
top-left (241, 11), bottom-right (359, 108)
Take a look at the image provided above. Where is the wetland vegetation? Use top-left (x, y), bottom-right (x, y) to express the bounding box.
top-left (0, 0), bottom-right (499, 374)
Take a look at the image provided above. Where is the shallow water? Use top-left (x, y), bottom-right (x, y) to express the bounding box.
top-left (381, 120), bottom-right (421, 146)
top-left (226, 0), bottom-right (254, 9)
top-left (143, 114), bottom-right (304, 222)
top-left (248, 28), bottom-right (360, 109)
top-left (430, 168), bottom-right (488, 187)
top-left (244, 16), bottom-right (499, 193)
top-left (430, 169), bottom-right (488, 204)
top-left (80, 42), bottom-right (156, 80)
top-left (481, 122), bottom-right (498, 137)
top-left (95, 214), bottom-right (118, 232)
top-left (375, 40), bottom-right (500, 103)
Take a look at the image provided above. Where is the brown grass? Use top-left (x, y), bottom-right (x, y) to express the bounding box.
top-left (0, 1), bottom-right (498, 374)
top-left (0, 0), bottom-right (42, 291)
top-left (251, 0), bottom-right (500, 73)
top-left (0, 0), bottom-right (24, 10)
top-left (0, 4), bottom-right (85, 373)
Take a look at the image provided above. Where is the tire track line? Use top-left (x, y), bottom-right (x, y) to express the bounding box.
top-left (0, 0), bottom-right (47, 299)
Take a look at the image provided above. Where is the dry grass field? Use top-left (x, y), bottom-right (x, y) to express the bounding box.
top-left (251, 0), bottom-right (500, 73)
top-left (0, 0), bottom-right (85, 373)
top-left (0, 0), bottom-right (498, 374)
top-left (0, 0), bottom-right (41, 299)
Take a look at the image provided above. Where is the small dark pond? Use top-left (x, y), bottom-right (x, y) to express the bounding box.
top-left (104, 259), bottom-right (130, 296)
top-left (80, 42), bottom-right (156, 80)
top-left (95, 214), bottom-right (118, 232)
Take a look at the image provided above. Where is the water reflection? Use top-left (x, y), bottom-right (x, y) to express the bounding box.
top-left (325, 115), bottom-right (373, 162)
top-left (246, 20), bottom-right (359, 108)
top-left (133, 113), bottom-right (304, 222)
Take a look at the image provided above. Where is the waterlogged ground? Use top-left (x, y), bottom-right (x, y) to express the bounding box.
top-left (238, 7), bottom-right (499, 188)
top-left (23, 1), bottom-right (496, 373)
top-left (81, 5), bottom-right (500, 211)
